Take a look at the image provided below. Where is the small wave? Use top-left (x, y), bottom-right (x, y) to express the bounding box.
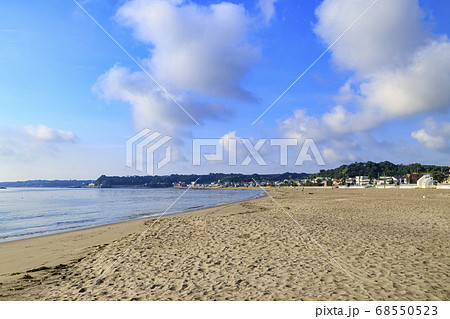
top-left (1, 188), bottom-right (265, 242)
top-left (0, 223), bottom-right (97, 242)
top-left (187, 205), bottom-right (203, 209)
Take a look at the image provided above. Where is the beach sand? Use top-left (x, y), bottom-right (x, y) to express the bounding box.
top-left (0, 188), bottom-right (448, 301)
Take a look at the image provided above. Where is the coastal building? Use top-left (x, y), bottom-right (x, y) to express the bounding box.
top-left (406, 173), bottom-right (424, 184)
top-left (346, 177), bottom-right (355, 185)
top-left (399, 175), bottom-right (409, 184)
top-left (355, 176), bottom-right (370, 186)
top-left (314, 177), bottom-right (325, 185)
top-left (417, 175), bottom-right (434, 188)
top-left (377, 176), bottom-right (397, 185)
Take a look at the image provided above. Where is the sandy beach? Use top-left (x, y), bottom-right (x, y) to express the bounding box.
top-left (0, 188), bottom-right (448, 301)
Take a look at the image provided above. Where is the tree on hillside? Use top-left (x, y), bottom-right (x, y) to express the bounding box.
top-left (432, 171), bottom-right (446, 184)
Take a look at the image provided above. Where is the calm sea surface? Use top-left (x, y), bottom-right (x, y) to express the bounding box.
top-left (0, 188), bottom-right (264, 242)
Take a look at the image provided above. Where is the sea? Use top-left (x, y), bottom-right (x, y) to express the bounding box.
top-left (0, 187), bottom-right (264, 243)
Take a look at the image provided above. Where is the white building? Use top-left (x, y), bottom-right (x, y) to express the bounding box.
top-left (377, 176), bottom-right (397, 185)
top-left (355, 176), bottom-right (370, 185)
top-left (417, 175), bottom-right (434, 188)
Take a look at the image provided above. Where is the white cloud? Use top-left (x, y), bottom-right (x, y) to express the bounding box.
top-left (322, 147), bottom-right (356, 164)
top-left (93, 64), bottom-right (232, 133)
top-left (411, 129), bottom-right (446, 150)
top-left (218, 130), bottom-right (258, 161)
top-left (411, 118), bottom-right (450, 151)
top-left (219, 130), bottom-right (238, 151)
top-left (94, 0), bottom-right (274, 133)
top-left (0, 125), bottom-right (77, 161)
top-left (25, 125), bottom-right (77, 143)
top-left (257, 0), bottom-right (278, 24)
top-left (317, 38), bottom-right (450, 131)
top-left (116, 0), bottom-right (260, 101)
top-left (314, 0), bottom-right (450, 125)
top-left (361, 39), bottom-right (450, 118)
top-left (279, 0), bottom-right (450, 159)
top-left (277, 109), bottom-right (328, 142)
top-left (277, 109), bottom-right (361, 165)
top-left (314, 0), bottom-right (429, 75)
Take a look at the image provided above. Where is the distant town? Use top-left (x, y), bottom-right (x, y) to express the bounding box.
top-left (168, 172), bottom-right (448, 189)
top-left (1, 161), bottom-right (449, 190)
top-left (89, 161), bottom-right (450, 189)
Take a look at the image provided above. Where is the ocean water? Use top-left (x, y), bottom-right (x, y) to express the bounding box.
top-left (0, 187), bottom-right (264, 243)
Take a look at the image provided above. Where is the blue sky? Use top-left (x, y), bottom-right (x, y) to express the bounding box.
top-left (0, 0), bottom-right (449, 181)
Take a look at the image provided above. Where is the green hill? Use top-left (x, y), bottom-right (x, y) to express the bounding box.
top-left (314, 161), bottom-right (448, 180)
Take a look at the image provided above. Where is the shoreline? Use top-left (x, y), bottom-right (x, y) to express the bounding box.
top-left (0, 187), bottom-right (266, 244)
top-left (0, 193), bottom-right (267, 278)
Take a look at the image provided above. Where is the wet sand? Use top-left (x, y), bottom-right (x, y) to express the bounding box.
top-left (0, 188), bottom-right (448, 300)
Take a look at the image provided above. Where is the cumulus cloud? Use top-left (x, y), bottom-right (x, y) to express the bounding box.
top-left (412, 129), bottom-right (446, 150)
top-left (25, 125), bottom-right (77, 143)
top-left (279, 0), bottom-right (450, 158)
top-left (117, 0), bottom-right (260, 101)
top-left (315, 0), bottom-right (450, 124)
top-left (219, 130), bottom-right (238, 150)
top-left (322, 147), bottom-right (356, 164)
top-left (314, 0), bottom-right (429, 75)
top-left (93, 64), bottom-right (232, 132)
top-left (277, 110), bottom-right (361, 164)
top-left (295, 39), bottom-right (450, 134)
top-left (411, 118), bottom-right (450, 151)
top-left (95, 0), bottom-right (269, 132)
top-left (257, 0), bottom-right (278, 24)
top-left (360, 39), bottom-right (450, 118)
top-left (277, 109), bottom-right (328, 142)
top-left (118, 0), bottom-right (260, 99)
top-left (218, 130), bottom-right (260, 161)
top-left (0, 125), bottom-right (77, 160)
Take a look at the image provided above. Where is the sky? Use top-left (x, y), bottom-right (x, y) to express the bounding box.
top-left (0, 0), bottom-right (449, 181)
